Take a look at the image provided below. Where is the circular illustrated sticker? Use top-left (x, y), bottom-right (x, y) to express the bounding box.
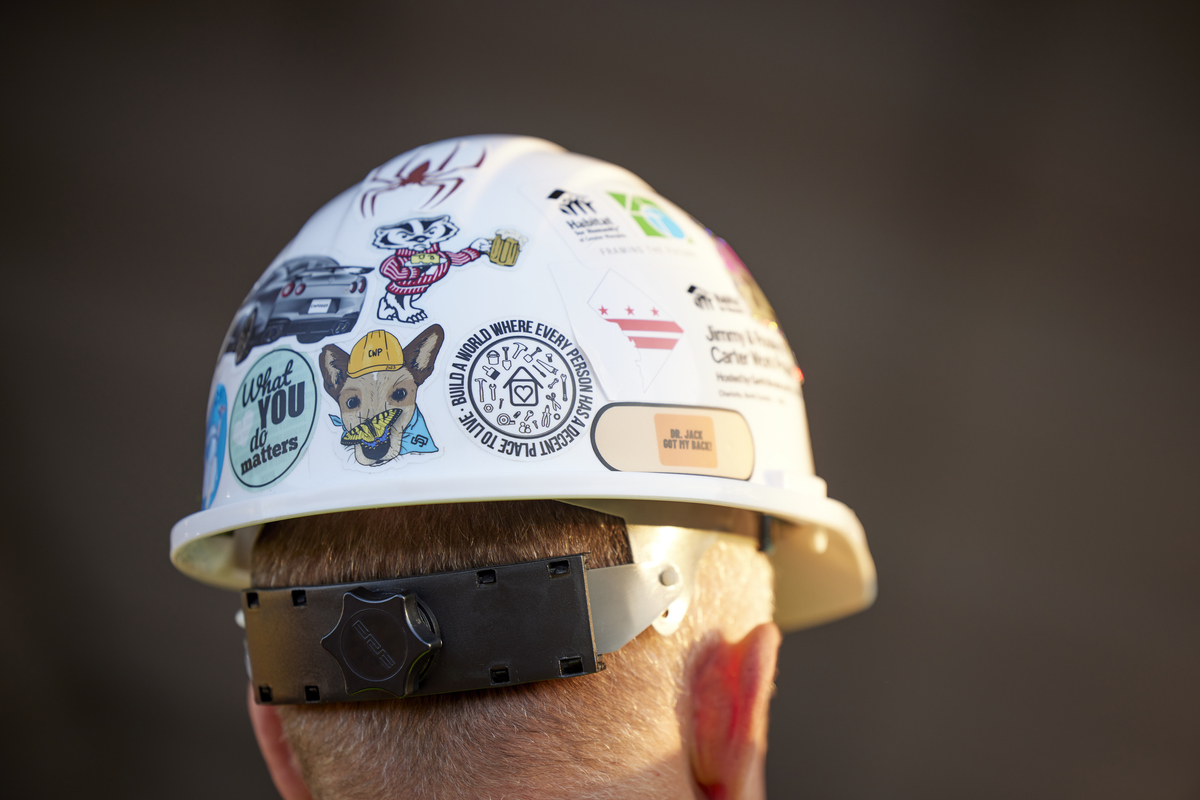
top-left (447, 319), bottom-right (596, 459)
top-left (230, 348), bottom-right (318, 489)
top-left (201, 384), bottom-right (228, 509)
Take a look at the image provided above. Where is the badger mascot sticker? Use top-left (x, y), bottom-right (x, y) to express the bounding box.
top-left (321, 327), bottom-right (443, 467)
top-left (373, 215), bottom-right (525, 324)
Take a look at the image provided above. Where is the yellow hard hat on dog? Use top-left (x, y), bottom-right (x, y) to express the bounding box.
top-left (347, 330), bottom-right (404, 377)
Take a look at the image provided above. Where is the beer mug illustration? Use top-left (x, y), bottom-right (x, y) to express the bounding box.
top-left (487, 231), bottom-right (523, 266)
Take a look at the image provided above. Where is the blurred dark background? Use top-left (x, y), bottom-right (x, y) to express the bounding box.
top-left (1, 1), bottom-right (1196, 797)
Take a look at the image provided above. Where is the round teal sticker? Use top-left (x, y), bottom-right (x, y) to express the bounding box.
top-left (230, 348), bottom-right (317, 489)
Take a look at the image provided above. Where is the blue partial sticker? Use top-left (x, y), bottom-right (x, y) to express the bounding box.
top-left (202, 385), bottom-right (228, 510)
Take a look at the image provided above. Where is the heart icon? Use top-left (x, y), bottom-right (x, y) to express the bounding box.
top-left (512, 384), bottom-right (535, 404)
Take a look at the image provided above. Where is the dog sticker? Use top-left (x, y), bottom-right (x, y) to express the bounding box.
top-left (320, 327), bottom-right (443, 467)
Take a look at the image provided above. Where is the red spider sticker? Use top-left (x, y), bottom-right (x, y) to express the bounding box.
top-left (360, 141), bottom-right (486, 216)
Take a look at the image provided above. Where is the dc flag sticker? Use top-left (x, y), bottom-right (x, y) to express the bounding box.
top-left (588, 270), bottom-right (683, 389)
top-left (229, 349), bottom-right (318, 489)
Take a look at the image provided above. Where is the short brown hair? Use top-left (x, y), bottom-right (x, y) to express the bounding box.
top-left (253, 500), bottom-right (772, 799)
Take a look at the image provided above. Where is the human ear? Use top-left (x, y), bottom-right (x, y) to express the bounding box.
top-left (687, 622), bottom-right (782, 800)
top-left (247, 682), bottom-right (314, 800)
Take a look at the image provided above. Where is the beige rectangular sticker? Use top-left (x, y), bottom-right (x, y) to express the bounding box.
top-left (654, 414), bottom-right (718, 468)
top-left (591, 404), bottom-right (753, 480)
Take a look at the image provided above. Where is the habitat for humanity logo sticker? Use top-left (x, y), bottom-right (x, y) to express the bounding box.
top-left (609, 193), bottom-right (688, 240)
top-left (201, 385), bottom-right (228, 510)
top-left (447, 318), bottom-right (596, 459)
top-left (546, 188), bottom-right (628, 247)
top-left (229, 349), bottom-right (317, 489)
top-left (589, 271), bottom-right (683, 389)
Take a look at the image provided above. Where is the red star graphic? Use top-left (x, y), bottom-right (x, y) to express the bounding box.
top-left (598, 305), bottom-right (608, 315)
top-left (625, 306), bottom-right (634, 315)
top-left (651, 307), bottom-right (659, 316)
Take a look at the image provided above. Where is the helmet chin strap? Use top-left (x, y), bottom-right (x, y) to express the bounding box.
top-left (234, 524), bottom-right (761, 705)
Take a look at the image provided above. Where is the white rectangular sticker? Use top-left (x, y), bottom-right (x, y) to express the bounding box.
top-left (591, 403), bottom-right (753, 479)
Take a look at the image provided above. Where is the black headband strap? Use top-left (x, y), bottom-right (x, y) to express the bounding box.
top-left (244, 554), bottom-right (600, 704)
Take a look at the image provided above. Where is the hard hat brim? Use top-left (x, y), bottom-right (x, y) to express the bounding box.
top-left (170, 471), bottom-right (875, 632)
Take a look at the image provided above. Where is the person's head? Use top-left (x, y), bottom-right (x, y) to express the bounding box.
top-left (172, 135), bottom-right (875, 800)
top-left (247, 501), bottom-right (780, 799)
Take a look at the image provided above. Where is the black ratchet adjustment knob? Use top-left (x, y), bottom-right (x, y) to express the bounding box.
top-left (321, 589), bottom-right (442, 698)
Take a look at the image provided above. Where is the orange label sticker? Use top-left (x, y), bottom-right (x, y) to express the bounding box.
top-left (654, 414), bottom-right (718, 468)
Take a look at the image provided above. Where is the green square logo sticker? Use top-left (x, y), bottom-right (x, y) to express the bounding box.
top-left (609, 193), bottom-right (688, 240)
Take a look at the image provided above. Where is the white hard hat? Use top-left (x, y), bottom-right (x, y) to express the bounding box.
top-left (172, 134), bottom-right (875, 642)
